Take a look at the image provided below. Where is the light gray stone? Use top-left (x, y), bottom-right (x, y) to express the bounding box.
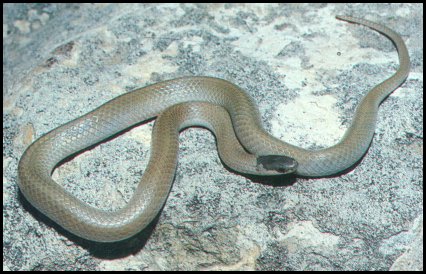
top-left (3, 3), bottom-right (422, 271)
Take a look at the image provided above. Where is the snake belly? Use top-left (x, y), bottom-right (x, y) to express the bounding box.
top-left (17, 16), bottom-right (410, 242)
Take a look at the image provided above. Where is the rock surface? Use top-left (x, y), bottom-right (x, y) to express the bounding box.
top-left (3, 3), bottom-right (423, 271)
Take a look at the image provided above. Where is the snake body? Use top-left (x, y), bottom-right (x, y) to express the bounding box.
top-left (18, 16), bottom-right (410, 242)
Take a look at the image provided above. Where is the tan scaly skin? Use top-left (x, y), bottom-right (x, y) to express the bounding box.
top-left (18, 16), bottom-right (410, 242)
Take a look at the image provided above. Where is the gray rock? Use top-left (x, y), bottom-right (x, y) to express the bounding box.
top-left (3, 3), bottom-right (422, 271)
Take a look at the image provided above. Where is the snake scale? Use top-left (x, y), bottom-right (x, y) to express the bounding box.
top-left (18, 16), bottom-right (410, 242)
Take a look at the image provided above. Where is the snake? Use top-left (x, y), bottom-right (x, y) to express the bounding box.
top-left (17, 15), bottom-right (410, 242)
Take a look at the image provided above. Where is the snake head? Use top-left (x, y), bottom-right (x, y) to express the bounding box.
top-left (257, 155), bottom-right (298, 174)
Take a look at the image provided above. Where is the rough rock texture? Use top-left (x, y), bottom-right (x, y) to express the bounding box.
top-left (3, 3), bottom-right (423, 271)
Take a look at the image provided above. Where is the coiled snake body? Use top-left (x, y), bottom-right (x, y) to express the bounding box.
top-left (18, 16), bottom-right (410, 242)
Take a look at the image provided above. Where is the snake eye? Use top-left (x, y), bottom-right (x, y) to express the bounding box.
top-left (257, 155), bottom-right (298, 174)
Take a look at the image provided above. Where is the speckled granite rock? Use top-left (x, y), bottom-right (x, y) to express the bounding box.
top-left (3, 3), bottom-right (423, 271)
